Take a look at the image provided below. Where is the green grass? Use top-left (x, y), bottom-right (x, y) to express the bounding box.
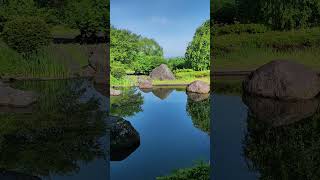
top-left (214, 46), bottom-right (320, 71)
top-left (214, 27), bottom-right (320, 70)
top-left (0, 41), bottom-right (89, 79)
top-left (111, 71), bottom-right (210, 87)
top-left (156, 162), bottom-right (210, 180)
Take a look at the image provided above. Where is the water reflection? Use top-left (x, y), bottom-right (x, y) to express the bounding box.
top-left (110, 87), bottom-right (210, 180)
top-left (0, 80), bottom-right (109, 180)
top-left (187, 93), bottom-right (210, 133)
top-left (152, 88), bottom-right (174, 100)
top-left (110, 89), bottom-right (143, 117)
top-left (243, 94), bottom-right (320, 179)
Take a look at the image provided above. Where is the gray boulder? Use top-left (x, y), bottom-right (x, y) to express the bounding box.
top-left (0, 85), bottom-right (38, 107)
top-left (109, 116), bottom-right (140, 161)
top-left (138, 76), bottom-right (153, 89)
top-left (150, 64), bottom-right (175, 80)
top-left (110, 88), bottom-right (121, 96)
top-left (243, 60), bottom-right (320, 100)
top-left (186, 80), bottom-right (210, 94)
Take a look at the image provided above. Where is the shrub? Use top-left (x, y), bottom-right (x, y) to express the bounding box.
top-left (157, 162), bottom-right (210, 180)
top-left (167, 57), bottom-right (187, 70)
top-left (214, 24), bottom-right (269, 35)
top-left (132, 54), bottom-right (166, 74)
top-left (2, 16), bottom-right (51, 55)
top-left (111, 61), bottom-right (127, 79)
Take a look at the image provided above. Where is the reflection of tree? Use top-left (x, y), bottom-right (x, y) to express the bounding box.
top-left (244, 105), bottom-right (320, 180)
top-left (186, 95), bottom-right (210, 132)
top-left (110, 88), bottom-right (143, 117)
top-left (0, 80), bottom-right (107, 177)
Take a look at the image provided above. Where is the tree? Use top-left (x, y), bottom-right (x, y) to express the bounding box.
top-left (66, 0), bottom-right (108, 39)
top-left (185, 20), bottom-right (210, 71)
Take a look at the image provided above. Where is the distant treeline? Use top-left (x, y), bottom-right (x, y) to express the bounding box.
top-left (213, 0), bottom-right (320, 30)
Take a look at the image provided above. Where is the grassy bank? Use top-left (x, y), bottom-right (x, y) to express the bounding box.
top-left (214, 27), bottom-right (320, 71)
top-left (111, 70), bottom-right (210, 87)
top-left (0, 41), bottom-right (88, 79)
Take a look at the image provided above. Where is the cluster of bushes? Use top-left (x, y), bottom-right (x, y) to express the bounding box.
top-left (110, 27), bottom-right (165, 79)
top-left (213, 23), bottom-right (268, 35)
top-left (213, 0), bottom-right (320, 30)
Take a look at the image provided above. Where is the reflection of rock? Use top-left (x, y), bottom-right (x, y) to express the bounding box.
top-left (0, 170), bottom-right (41, 180)
top-left (110, 88), bottom-right (121, 96)
top-left (243, 60), bottom-right (320, 100)
top-left (152, 88), bottom-right (174, 100)
top-left (138, 77), bottom-right (153, 89)
top-left (187, 80), bottom-right (210, 94)
top-left (243, 94), bottom-right (320, 127)
top-left (80, 65), bottom-right (95, 77)
top-left (109, 116), bottom-right (140, 161)
top-left (0, 85), bottom-right (38, 107)
top-left (150, 64), bottom-right (175, 80)
top-left (187, 92), bottom-right (209, 102)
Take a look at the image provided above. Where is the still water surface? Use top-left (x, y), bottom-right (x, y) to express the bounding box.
top-left (110, 87), bottom-right (210, 180)
top-left (212, 90), bottom-right (320, 180)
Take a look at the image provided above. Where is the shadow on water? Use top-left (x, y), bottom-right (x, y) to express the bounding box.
top-left (243, 94), bottom-right (320, 180)
top-left (0, 79), bottom-right (109, 180)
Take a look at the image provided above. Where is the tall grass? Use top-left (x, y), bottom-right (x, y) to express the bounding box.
top-left (0, 42), bottom-right (71, 78)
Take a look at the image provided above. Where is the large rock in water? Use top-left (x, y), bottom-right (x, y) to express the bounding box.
top-left (0, 84), bottom-right (38, 107)
top-left (186, 80), bottom-right (210, 94)
top-left (150, 64), bottom-right (175, 80)
top-left (138, 76), bottom-right (153, 89)
top-left (109, 116), bottom-right (140, 161)
top-left (243, 60), bottom-right (320, 100)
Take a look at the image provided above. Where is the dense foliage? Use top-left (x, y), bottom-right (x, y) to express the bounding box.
top-left (2, 16), bottom-right (51, 55)
top-left (66, 0), bottom-right (108, 38)
top-left (110, 26), bottom-right (165, 76)
top-left (185, 20), bottom-right (210, 71)
top-left (214, 0), bottom-right (320, 30)
top-left (156, 162), bottom-right (210, 180)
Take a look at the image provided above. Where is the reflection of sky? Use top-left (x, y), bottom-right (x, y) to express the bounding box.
top-left (111, 89), bottom-right (210, 180)
top-left (111, 0), bottom-right (210, 58)
top-left (211, 94), bottom-right (259, 180)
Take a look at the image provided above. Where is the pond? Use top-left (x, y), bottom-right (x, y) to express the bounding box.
top-left (212, 81), bottom-right (320, 180)
top-left (110, 87), bottom-right (210, 180)
top-left (0, 79), bottom-right (110, 180)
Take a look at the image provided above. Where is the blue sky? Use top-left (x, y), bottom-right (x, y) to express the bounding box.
top-left (111, 0), bottom-right (210, 58)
